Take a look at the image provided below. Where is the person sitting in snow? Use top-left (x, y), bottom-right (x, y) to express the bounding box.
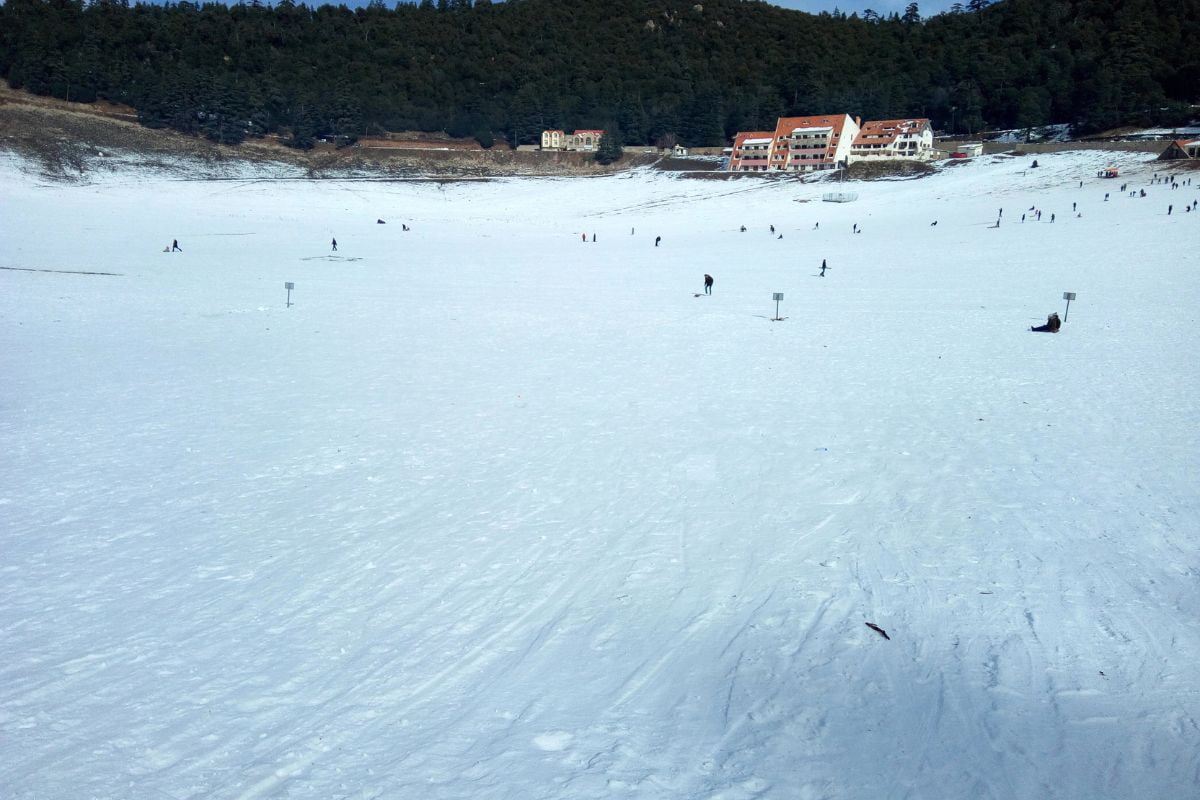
top-left (1031, 312), bottom-right (1061, 333)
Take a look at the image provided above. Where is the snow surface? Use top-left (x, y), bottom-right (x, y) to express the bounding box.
top-left (2, 151), bottom-right (1199, 800)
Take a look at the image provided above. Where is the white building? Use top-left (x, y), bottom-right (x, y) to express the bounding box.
top-left (541, 129), bottom-right (605, 152)
top-left (850, 118), bottom-right (935, 161)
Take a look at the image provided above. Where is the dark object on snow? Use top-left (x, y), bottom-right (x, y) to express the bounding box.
top-left (655, 236), bottom-right (661, 247)
top-left (820, 259), bottom-right (827, 277)
top-left (930, 220), bottom-right (937, 226)
top-left (172, 239), bottom-right (181, 252)
top-left (865, 622), bottom-right (890, 640)
top-left (1031, 312), bottom-right (1061, 333)
top-left (1031, 159), bottom-right (1039, 168)
top-left (703, 273), bottom-right (713, 295)
top-left (377, 219), bottom-right (386, 224)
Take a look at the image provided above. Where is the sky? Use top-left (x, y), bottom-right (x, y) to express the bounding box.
top-left (2, 145), bottom-right (1199, 799)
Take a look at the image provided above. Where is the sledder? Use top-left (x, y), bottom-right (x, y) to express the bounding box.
top-left (1031, 312), bottom-right (1061, 333)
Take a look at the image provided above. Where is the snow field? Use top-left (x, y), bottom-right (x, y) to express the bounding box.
top-left (1, 150), bottom-right (1199, 799)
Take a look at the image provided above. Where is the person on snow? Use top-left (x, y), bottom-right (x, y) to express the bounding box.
top-left (172, 239), bottom-right (182, 252)
top-left (331, 238), bottom-right (338, 252)
top-left (820, 259), bottom-right (827, 277)
top-left (1031, 312), bottom-right (1061, 333)
top-left (655, 236), bottom-right (661, 247)
top-left (703, 274), bottom-right (714, 295)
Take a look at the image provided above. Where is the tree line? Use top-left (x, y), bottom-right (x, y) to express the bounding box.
top-left (1, 0), bottom-right (1196, 149)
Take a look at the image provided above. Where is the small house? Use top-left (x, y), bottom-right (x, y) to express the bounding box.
top-left (1159, 140), bottom-right (1200, 160)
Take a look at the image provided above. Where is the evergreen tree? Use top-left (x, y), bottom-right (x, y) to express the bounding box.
top-left (595, 127), bottom-right (623, 164)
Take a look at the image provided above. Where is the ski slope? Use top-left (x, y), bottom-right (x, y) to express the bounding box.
top-left (1, 151), bottom-right (1198, 799)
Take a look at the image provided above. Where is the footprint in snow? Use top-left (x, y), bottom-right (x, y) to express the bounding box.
top-left (532, 731), bottom-right (574, 751)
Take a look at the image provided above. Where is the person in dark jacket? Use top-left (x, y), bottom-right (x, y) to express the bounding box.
top-left (171, 239), bottom-right (181, 252)
top-left (704, 274), bottom-right (713, 295)
top-left (1031, 312), bottom-right (1061, 333)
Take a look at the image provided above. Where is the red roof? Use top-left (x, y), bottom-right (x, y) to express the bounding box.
top-left (852, 118), bottom-right (930, 147)
top-left (773, 115), bottom-right (849, 139)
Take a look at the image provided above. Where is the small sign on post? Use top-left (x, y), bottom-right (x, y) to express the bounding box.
top-left (772, 292), bottom-right (784, 321)
top-left (285, 281), bottom-right (295, 308)
top-left (1062, 291), bottom-right (1076, 321)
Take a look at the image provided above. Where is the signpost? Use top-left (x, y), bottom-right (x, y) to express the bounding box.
top-left (772, 292), bottom-right (784, 321)
top-left (285, 281), bottom-right (295, 308)
top-left (1062, 291), bottom-right (1076, 321)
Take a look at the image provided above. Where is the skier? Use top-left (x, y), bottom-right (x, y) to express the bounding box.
top-left (655, 236), bottom-right (661, 247)
top-left (331, 238), bottom-right (338, 252)
top-left (1168, 205), bottom-right (1173, 216)
top-left (704, 274), bottom-right (713, 295)
top-left (171, 239), bottom-right (181, 252)
top-left (820, 259), bottom-right (827, 277)
top-left (770, 225), bottom-right (775, 234)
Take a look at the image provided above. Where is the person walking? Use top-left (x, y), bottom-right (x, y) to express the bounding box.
top-left (1168, 205), bottom-right (1173, 215)
top-left (655, 236), bottom-right (661, 247)
top-left (703, 274), bottom-right (713, 295)
top-left (820, 259), bottom-right (827, 277)
top-left (171, 239), bottom-right (182, 252)
top-left (331, 238), bottom-right (338, 252)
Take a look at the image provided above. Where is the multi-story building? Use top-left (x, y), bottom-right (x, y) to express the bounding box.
top-left (769, 114), bottom-right (859, 172)
top-left (728, 131), bottom-right (776, 171)
top-left (726, 115), bottom-right (936, 171)
top-left (541, 129), bottom-right (606, 152)
top-left (850, 118), bottom-right (934, 161)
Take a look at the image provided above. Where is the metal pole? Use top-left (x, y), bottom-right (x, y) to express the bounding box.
top-left (775, 298), bottom-right (780, 319)
top-left (1063, 298), bottom-right (1070, 322)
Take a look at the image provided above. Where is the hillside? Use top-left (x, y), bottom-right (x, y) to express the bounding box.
top-left (0, 83), bottom-right (660, 180)
top-left (2, 0), bottom-right (1197, 150)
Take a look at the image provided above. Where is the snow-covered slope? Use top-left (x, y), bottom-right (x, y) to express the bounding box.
top-left (2, 152), bottom-right (1198, 799)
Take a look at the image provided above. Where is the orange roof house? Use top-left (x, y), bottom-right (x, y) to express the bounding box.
top-left (850, 118), bottom-right (934, 161)
top-left (728, 131), bottom-right (776, 171)
top-left (770, 114), bottom-right (859, 172)
top-left (1158, 139), bottom-right (1200, 160)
